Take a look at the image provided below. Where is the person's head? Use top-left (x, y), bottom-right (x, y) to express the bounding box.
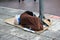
top-left (24, 11), bottom-right (33, 16)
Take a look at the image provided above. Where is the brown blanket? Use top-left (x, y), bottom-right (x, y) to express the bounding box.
top-left (20, 13), bottom-right (43, 31)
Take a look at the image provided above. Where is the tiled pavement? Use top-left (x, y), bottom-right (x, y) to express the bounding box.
top-left (0, 6), bottom-right (60, 40)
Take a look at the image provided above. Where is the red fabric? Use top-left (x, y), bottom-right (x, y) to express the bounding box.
top-left (20, 13), bottom-right (43, 31)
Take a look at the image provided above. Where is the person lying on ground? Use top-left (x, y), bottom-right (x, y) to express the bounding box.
top-left (14, 11), bottom-right (43, 31)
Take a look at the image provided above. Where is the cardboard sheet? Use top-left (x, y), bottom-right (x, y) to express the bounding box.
top-left (4, 17), bottom-right (49, 34)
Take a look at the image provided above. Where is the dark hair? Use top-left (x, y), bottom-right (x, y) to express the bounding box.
top-left (24, 11), bottom-right (33, 16)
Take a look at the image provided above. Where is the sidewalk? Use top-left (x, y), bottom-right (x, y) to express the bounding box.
top-left (0, 6), bottom-right (60, 40)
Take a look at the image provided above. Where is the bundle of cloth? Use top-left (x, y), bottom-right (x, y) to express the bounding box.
top-left (14, 11), bottom-right (50, 31)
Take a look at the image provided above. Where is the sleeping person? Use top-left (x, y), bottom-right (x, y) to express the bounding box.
top-left (14, 11), bottom-right (43, 31)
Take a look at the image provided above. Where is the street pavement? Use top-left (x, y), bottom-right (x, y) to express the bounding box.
top-left (0, 6), bottom-right (60, 40)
